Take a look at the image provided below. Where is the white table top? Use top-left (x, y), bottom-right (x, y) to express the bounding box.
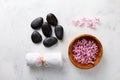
top-left (0, 0), bottom-right (120, 80)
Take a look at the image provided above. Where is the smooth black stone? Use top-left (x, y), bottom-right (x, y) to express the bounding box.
top-left (43, 37), bottom-right (58, 47)
top-left (31, 31), bottom-right (42, 43)
top-left (55, 25), bottom-right (64, 40)
top-left (42, 22), bottom-right (52, 37)
top-left (46, 13), bottom-right (58, 26)
top-left (31, 17), bottom-right (43, 30)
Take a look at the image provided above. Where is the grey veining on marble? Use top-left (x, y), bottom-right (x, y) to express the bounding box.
top-left (0, 0), bottom-right (120, 80)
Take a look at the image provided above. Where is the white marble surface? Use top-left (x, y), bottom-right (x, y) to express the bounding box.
top-left (0, 0), bottom-right (120, 80)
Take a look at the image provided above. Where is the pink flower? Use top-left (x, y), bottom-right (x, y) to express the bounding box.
top-left (94, 17), bottom-right (100, 24)
top-left (72, 17), bottom-right (100, 30)
top-left (73, 19), bottom-right (85, 27)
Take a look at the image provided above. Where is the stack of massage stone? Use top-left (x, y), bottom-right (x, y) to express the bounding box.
top-left (31, 13), bottom-right (64, 47)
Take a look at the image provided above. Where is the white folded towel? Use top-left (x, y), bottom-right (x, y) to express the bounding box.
top-left (26, 52), bottom-right (63, 68)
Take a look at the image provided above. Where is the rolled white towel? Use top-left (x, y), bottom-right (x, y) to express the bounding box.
top-left (25, 52), bottom-right (63, 68)
top-left (43, 52), bottom-right (63, 68)
top-left (26, 53), bottom-right (43, 67)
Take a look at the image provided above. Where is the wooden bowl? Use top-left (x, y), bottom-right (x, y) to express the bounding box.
top-left (68, 34), bottom-right (103, 69)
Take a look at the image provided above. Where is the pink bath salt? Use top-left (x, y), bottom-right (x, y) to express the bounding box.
top-left (72, 39), bottom-right (98, 64)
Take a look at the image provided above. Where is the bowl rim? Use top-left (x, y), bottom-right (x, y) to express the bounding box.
top-left (68, 34), bottom-right (103, 69)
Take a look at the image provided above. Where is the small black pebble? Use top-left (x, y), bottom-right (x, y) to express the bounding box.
top-left (42, 22), bottom-right (52, 37)
top-left (31, 17), bottom-right (43, 30)
top-left (46, 13), bottom-right (58, 26)
top-left (31, 31), bottom-right (42, 43)
top-left (55, 25), bottom-right (64, 40)
top-left (43, 37), bottom-right (58, 47)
